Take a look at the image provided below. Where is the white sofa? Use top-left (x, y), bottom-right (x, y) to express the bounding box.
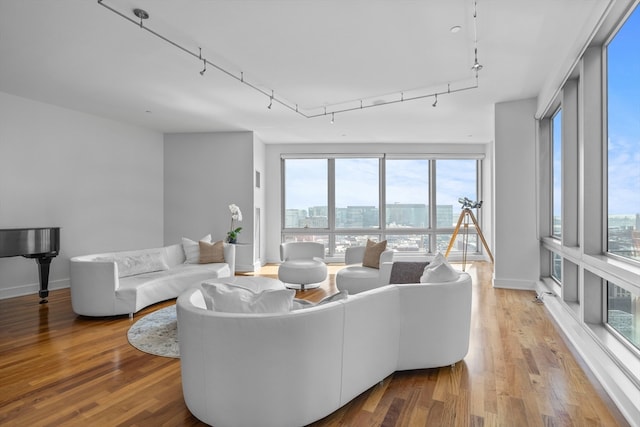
top-left (176, 272), bottom-right (472, 427)
top-left (70, 243), bottom-right (235, 317)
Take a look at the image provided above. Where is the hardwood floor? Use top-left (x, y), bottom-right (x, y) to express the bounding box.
top-left (0, 262), bottom-right (630, 426)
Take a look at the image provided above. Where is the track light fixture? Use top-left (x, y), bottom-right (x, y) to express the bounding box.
top-left (330, 112), bottom-right (335, 124)
top-left (98, 0), bottom-right (483, 120)
top-left (267, 91), bottom-right (273, 109)
top-left (471, 0), bottom-right (483, 75)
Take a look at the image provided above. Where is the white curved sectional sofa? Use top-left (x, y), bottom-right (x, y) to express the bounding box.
top-left (176, 272), bottom-right (472, 427)
top-left (70, 243), bottom-right (235, 317)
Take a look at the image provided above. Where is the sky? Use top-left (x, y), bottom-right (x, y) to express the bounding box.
top-left (607, 4), bottom-right (640, 216)
top-left (285, 158), bottom-right (477, 212)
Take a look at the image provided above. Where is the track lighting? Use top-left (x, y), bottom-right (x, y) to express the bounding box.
top-left (133, 8), bottom-right (148, 27)
top-left (98, 1), bottom-right (483, 120)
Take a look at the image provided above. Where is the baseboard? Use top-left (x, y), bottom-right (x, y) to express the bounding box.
top-left (0, 278), bottom-right (70, 300)
top-left (492, 277), bottom-right (536, 290)
top-left (538, 280), bottom-right (640, 427)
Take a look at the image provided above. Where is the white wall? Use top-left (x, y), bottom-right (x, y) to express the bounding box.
top-left (253, 134), bottom-right (266, 266)
top-left (163, 132), bottom-right (254, 247)
top-left (0, 92), bottom-right (164, 299)
top-left (264, 142), bottom-right (491, 264)
top-left (493, 98), bottom-right (539, 289)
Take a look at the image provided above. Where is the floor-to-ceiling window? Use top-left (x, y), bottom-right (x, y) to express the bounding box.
top-left (282, 155), bottom-right (482, 258)
top-left (605, 2), bottom-right (640, 354)
top-left (539, 4), bottom-right (640, 417)
top-left (607, 4), bottom-right (640, 263)
top-left (552, 108), bottom-right (563, 239)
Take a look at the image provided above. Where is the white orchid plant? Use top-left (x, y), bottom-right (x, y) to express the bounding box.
top-left (227, 204), bottom-right (243, 243)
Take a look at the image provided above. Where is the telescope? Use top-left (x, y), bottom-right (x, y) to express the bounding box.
top-left (458, 197), bottom-right (482, 209)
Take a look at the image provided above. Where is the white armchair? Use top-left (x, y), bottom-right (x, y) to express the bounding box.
top-left (278, 242), bottom-right (328, 290)
top-left (336, 246), bottom-right (394, 294)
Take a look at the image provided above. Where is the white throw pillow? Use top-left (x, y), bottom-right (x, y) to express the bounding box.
top-left (201, 282), bottom-right (295, 313)
top-left (182, 234), bottom-right (212, 264)
top-left (420, 252), bottom-right (460, 283)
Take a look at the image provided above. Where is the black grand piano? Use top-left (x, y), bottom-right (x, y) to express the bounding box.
top-left (0, 227), bottom-right (60, 304)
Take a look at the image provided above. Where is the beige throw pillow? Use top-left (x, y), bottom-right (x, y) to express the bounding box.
top-left (362, 239), bottom-right (387, 269)
top-left (199, 240), bottom-right (225, 264)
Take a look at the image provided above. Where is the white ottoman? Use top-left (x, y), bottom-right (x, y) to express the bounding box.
top-left (278, 259), bottom-right (327, 291)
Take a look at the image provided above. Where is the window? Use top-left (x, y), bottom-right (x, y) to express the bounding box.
top-left (282, 156), bottom-right (481, 257)
top-left (283, 159), bottom-right (327, 229)
top-left (435, 159), bottom-right (479, 253)
top-left (551, 252), bottom-right (562, 284)
top-left (552, 108), bottom-right (563, 239)
top-left (607, 281), bottom-right (640, 351)
top-left (335, 158), bottom-right (379, 229)
top-left (607, 4), bottom-right (640, 262)
top-left (385, 159), bottom-right (429, 228)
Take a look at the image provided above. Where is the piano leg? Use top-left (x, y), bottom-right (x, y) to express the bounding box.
top-left (36, 256), bottom-right (53, 304)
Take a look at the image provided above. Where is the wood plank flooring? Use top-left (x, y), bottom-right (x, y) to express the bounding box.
top-left (0, 262), bottom-right (630, 426)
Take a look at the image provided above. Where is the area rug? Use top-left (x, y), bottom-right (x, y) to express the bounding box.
top-left (127, 305), bottom-right (180, 358)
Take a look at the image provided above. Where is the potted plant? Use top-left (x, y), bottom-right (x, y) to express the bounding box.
top-left (226, 204), bottom-right (242, 243)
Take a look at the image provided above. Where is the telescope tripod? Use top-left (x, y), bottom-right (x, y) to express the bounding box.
top-left (444, 207), bottom-right (494, 271)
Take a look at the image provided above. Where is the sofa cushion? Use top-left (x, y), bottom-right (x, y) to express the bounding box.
top-left (362, 239), bottom-right (387, 269)
top-left (182, 234), bottom-right (212, 264)
top-left (420, 253), bottom-right (459, 283)
top-left (199, 240), bottom-right (225, 264)
top-left (97, 251), bottom-right (169, 278)
top-left (201, 282), bottom-right (295, 313)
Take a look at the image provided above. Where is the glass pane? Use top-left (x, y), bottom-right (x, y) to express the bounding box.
top-left (552, 109), bottom-right (563, 238)
top-left (334, 234), bottom-right (382, 255)
top-left (284, 159), bottom-right (328, 229)
top-left (436, 233), bottom-right (479, 254)
top-left (385, 159), bottom-right (429, 228)
top-left (436, 160), bottom-right (477, 228)
top-left (607, 5), bottom-right (640, 262)
top-left (386, 234), bottom-right (429, 253)
top-left (335, 158), bottom-right (379, 229)
top-left (551, 252), bottom-right (562, 284)
top-left (607, 281), bottom-right (640, 350)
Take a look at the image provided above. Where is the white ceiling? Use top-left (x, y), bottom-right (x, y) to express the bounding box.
top-left (0, 0), bottom-right (610, 143)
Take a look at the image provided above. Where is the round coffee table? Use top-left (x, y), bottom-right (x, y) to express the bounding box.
top-left (203, 276), bottom-right (285, 293)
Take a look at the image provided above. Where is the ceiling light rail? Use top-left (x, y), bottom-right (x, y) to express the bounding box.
top-left (98, 0), bottom-right (482, 120)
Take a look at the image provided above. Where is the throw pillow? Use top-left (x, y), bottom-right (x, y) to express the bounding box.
top-left (362, 239), bottom-right (387, 269)
top-left (420, 252), bottom-right (460, 283)
top-left (199, 240), bottom-right (225, 264)
top-left (201, 282), bottom-right (295, 313)
top-left (182, 234), bottom-right (212, 264)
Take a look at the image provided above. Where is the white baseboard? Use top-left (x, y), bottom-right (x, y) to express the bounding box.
top-left (0, 278), bottom-right (70, 300)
